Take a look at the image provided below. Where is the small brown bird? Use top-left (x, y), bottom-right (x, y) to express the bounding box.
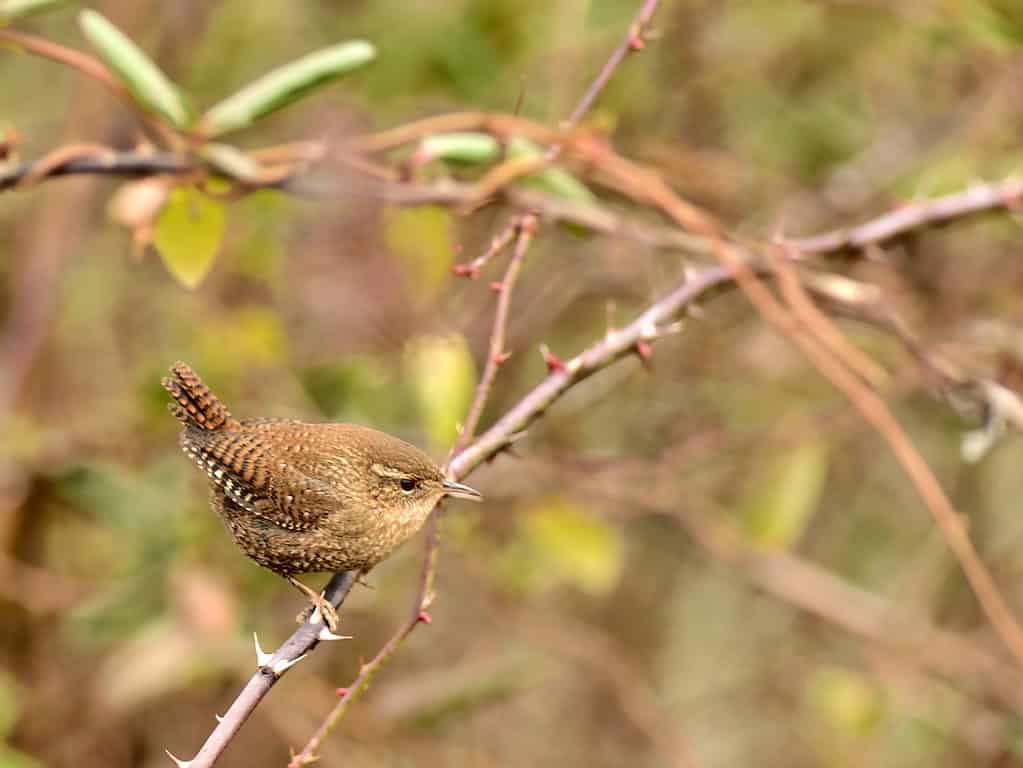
top-left (162, 361), bottom-right (481, 630)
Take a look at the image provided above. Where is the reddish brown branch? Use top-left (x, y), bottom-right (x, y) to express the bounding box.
top-left (0, 29), bottom-right (182, 148)
top-left (455, 213), bottom-right (538, 450)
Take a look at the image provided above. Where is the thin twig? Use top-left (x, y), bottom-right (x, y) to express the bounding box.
top-left (560, 0), bottom-right (661, 137)
top-left (0, 29), bottom-right (182, 148)
top-left (290, 516), bottom-right (442, 766)
top-left (450, 214), bottom-right (521, 279)
top-left (455, 213), bottom-right (538, 449)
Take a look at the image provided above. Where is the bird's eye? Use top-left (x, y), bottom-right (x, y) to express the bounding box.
top-left (399, 478), bottom-right (417, 493)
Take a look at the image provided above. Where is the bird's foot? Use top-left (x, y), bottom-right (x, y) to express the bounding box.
top-left (296, 591), bottom-right (340, 632)
top-left (288, 576), bottom-right (341, 632)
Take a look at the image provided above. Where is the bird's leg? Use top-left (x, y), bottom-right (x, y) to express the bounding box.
top-left (287, 576), bottom-right (339, 632)
top-left (356, 573), bottom-right (374, 590)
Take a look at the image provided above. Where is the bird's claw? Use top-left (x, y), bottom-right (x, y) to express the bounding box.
top-left (297, 591), bottom-right (340, 632)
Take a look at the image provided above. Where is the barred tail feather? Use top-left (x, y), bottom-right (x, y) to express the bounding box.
top-left (161, 361), bottom-right (238, 431)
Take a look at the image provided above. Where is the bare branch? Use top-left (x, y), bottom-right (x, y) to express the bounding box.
top-left (4, 144), bottom-right (1021, 262)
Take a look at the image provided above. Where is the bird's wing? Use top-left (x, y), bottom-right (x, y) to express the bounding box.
top-left (181, 424), bottom-right (339, 531)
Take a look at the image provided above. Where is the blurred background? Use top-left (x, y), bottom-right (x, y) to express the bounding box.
top-left (3, 1), bottom-right (1023, 766)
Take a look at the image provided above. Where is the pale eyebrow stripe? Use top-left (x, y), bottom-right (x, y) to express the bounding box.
top-left (371, 463), bottom-right (406, 479)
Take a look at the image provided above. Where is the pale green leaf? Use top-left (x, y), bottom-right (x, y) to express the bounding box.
top-left (0, 0), bottom-right (66, 22)
top-left (420, 132), bottom-right (500, 165)
top-left (153, 187), bottom-right (225, 289)
top-left (199, 142), bottom-right (263, 183)
top-left (78, 10), bottom-right (190, 128)
top-left (507, 136), bottom-right (596, 202)
top-left (202, 40), bottom-right (376, 137)
top-left (741, 440), bottom-right (829, 549)
top-left (404, 333), bottom-right (476, 450)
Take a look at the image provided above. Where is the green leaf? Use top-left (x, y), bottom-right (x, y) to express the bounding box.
top-left (404, 333), bottom-right (476, 450)
top-left (78, 10), bottom-right (190, 128)
top-left (153, 187), bottom-right (225, 289)
top-left (741, 440), bottom-right (829, 549)
top-left (201, 40), bottom-right (376, 137)
top-left (420, 132), bottom-right (500, 165)
top-left (506, 136), bottom-right (596, 202)
top-left (0, 0), bottom-right (66, 22)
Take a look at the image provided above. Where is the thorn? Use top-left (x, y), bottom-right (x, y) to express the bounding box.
top-left (493, 351), bottom-right (512, 365)
top-left (540, 344), bottom-right (566, 373)
top-left (253, 633), bottom-right (274, 668)
top-left (518, 211), bottom-right (539, 234)
top-left (165, 750), bottom-right (194, 768)
top-left (628, 24), bottom-right (646, 50)
top-left (417, 610), bottom-right (433, 625)
top-left (309, 604), bottom-right (322, 626)
top-left (770, 214), bottom-right (788, 243)
top-left (318, 626), bottom-right (351, 641)
top-left (0, 127), bottom-right (18, 161)
top-left (452, 263), bottom-right (480, 279)
top-left (272, 653), bottom-right (307, 675)
top-left (408, 146), bottom-right (432, 171)
top-left (635, 339), bottom-right (653, 369)
top-left (605, 300), bottom-right (617, 337)
top-left (1003, 187), bottom-right (1023, 211)
top-left (489, 281), bottom-right (504, 293)
top-left (215, 713), bottom-right (224, 723)
top-left (336, 687), bottom-right (349, 697)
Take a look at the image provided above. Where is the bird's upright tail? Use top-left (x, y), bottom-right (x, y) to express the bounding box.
top-left (161, 361), bottom-right (238, 431)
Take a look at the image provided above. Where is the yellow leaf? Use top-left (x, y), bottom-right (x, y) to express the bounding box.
top-left (385, 206), bottom-right (455, 298)
top-left (806, 665), bottom-right (881, 735)
top-left (153, 187), bottom-right (226, 289)
top-left (498, 498), bottom-right (623, 596)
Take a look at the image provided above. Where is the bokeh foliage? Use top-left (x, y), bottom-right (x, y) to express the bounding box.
top-left (2, 1), bottom-right (1023, 767)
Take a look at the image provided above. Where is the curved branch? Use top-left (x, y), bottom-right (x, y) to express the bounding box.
top-left (4, 145), bottom-right (1021, 260)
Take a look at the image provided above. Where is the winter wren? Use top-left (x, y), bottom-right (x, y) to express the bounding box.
top-left (162, 361), bottom-right (481, 629)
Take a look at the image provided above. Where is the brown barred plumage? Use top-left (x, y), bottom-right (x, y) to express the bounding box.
top-left (161, 362), bottom-right (482, 629)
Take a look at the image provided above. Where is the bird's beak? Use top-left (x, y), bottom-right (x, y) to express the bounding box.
top-left (442, 479), bottom-right (483, 502)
